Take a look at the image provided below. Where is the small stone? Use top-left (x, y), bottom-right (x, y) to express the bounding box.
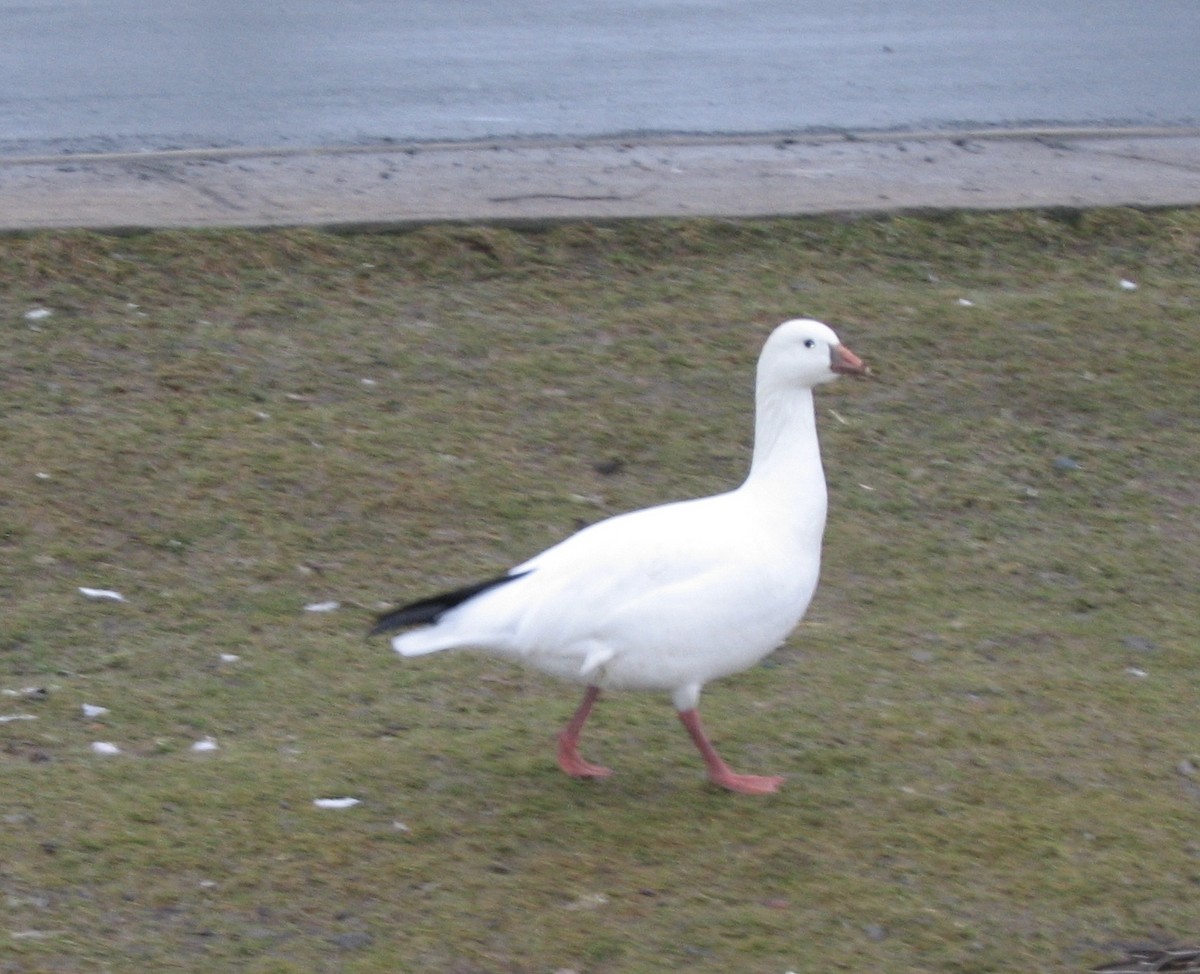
top-left (1121, 636), bottom-right (1157, 654)
top-left (330, 932), bottom-right (373, 951)
top-left (593, 457), bottom-right (625, 476)
top-left (563, 893), bottom-right (609, 910)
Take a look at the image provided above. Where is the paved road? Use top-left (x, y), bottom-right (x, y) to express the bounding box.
top-left (2, 1), bottom-right (1198, 229)
top-left (2, 0), bottom-right (1198, 155)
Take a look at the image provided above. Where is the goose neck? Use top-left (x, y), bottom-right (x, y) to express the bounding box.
top-left (744, 385), bottom-right (823, 487)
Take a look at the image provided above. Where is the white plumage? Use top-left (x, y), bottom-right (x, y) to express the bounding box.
top-left (373, 318), bottom-right (867, 793)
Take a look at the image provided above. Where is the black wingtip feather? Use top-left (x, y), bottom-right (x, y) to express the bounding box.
top-left (368, 570), bottom-right (531, 638)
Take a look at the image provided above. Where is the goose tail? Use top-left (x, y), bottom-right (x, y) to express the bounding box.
top-left (369, 571), bottom-right (530, 648)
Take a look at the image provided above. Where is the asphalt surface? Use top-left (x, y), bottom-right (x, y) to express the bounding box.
top-left (4, 0), bottom-right (1200, 230)
top-left (3, 1), bottom-right (1199, 229)
top-left (5, 1), bottom-right (1198, 155)
top-left (2, 128), bottom-right (1199, 231)
top-left (9, 0), bottom-right (1200, 153)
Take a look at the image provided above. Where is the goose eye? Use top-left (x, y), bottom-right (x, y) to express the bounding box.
top-left (803, 339), bottom-right (816, 348)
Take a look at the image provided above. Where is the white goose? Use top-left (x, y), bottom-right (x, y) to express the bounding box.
top-left (371, 319), bottom-right (867, 794)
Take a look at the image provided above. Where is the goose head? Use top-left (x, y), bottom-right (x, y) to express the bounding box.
top-left (758, 318), bottom-right (869, 394)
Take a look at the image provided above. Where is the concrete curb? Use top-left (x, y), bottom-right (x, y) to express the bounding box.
top-left (2, 127), bottom-right (1198, 231)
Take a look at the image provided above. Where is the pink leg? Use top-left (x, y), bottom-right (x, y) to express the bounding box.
top-left (556, 685), bottom-right (613, 779)
top-left (677, 708), bottom-right (784, 795)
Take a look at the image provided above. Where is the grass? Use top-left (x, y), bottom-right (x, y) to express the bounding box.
top-left (1, 209), bottom-right (1199, 973)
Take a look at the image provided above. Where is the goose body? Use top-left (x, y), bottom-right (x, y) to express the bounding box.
top-left (373, 318), bottom-right (867, 793)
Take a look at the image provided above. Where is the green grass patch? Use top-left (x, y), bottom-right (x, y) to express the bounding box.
top-left (2, 209), bottom-right (1199, 972)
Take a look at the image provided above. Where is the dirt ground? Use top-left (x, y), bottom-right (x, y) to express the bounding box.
top-left (2, 127), bottom-right (1198, 230)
